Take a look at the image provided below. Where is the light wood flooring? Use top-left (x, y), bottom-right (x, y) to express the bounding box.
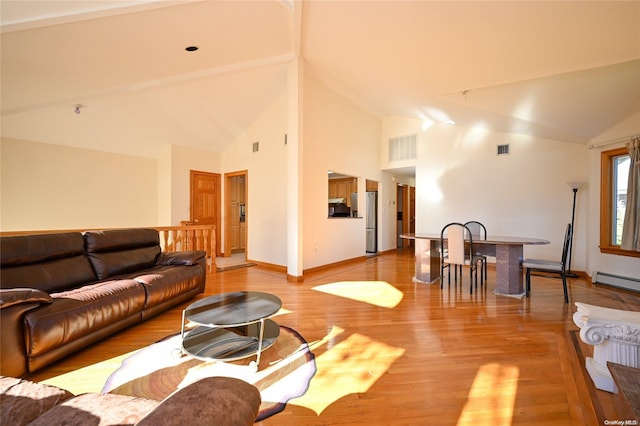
top-left (27, 248), bottom-right (640, 425)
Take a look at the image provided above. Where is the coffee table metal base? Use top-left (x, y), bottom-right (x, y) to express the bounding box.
top-left (182, 319), bottom-right (280, 362)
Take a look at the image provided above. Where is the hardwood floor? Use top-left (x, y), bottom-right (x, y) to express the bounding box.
top-left (27, 248), bottom-right (640, 425)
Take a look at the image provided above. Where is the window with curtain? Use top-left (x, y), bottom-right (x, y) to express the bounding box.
top-left (600, 137), bottom-right (640, 257)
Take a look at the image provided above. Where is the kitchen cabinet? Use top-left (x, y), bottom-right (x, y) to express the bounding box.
top-left (329, 177), bottom-right (357, 207)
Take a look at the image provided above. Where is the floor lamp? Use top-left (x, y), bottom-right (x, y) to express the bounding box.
top-left (567, 181), bottom-right (584, 278)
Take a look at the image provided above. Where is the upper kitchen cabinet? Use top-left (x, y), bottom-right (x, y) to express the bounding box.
top-left (328, 171), bottom-right (358, 217)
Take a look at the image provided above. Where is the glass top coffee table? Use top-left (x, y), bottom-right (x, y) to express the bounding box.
top-left (180, 291), bottom-right (282, 369)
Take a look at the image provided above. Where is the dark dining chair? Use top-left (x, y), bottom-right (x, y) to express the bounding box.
top-left (522, 223), bottom-right (572, 303)
top-left (464, 220), bottom-right (487, 281)
top-left (440, 222), bottom-right (483, 293)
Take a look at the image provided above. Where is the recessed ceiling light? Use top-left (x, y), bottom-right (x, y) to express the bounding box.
top-left (185, 46), bottom-right (198, 52)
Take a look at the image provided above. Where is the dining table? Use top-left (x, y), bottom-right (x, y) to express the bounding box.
top-left (401, 233), bottom-right (550, 297)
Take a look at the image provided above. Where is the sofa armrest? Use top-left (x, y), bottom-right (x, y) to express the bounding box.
top-left (0, 289), bottom-right (52, 377)
top-left (156, 250), bottom-right (206, 266)
top-left (1, 289), bottom-right (52, 309)
top-left (135, 377), bottom-right (261, 426)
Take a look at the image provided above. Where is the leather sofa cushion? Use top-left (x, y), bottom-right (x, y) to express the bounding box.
top-left (1, 376), bottom-right (259, 426)
top-left (0, 289), bottom-right (51, 309)
top-left (24, 279), bottom-right (145, 358)
top-left (130, 265), bottom-right (204, 308)
top-left (1, 257), bottom-right (98, 294)
top-left (137, 377), bottom-right (261, 426)
top-left (0, 233), bottom-right (97, 293)
top-left (0, 376), bottom-right (75, 426)
top-left (1, 232), bottom-right (84, 266)
top-left (87, 247), bottom-right (161, 281)
top-left (157, 250), bottom-right (205, 266)
top-left (28, 392), bottom-right (159, 426)
top-left (84, 229), bottom-right (161, 280)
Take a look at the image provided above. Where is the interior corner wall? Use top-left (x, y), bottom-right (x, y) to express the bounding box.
top-left (586, 111), bottom-right (640, 283)
top-left (221, 93), bottom-right (289, 266)
top-left (0, 137), bottom-right (157, 231)
top-left (302, 69), bottom-right (382, 270)
top-left (378, 171), bottom-right (399, 252)
top-left (286, 59), bottom-right (303, 277)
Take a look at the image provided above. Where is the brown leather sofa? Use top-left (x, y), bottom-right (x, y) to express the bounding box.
top-left (0, 229), bottom-right (207, 377)
top-left (1, 375), bottom-right (261, 426)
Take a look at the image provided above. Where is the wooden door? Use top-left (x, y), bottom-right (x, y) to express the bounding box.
top-left (228, 175), bottom-right (245, 252)
top-left (397, 184), bottom-right (415, 248)
top-left (224, 171), bottom-right (248, 257)
top-left (190, 170), bottom-right (221, 256)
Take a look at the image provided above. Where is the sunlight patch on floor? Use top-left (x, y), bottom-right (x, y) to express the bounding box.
top-left (311, 281), bottom-right (404, 308)
top-left (291, 331), bottom-right (405, 415)
top-left (39, 351), bottom-right (138, 395)
top-left (457, 363), bottom-right (519, 426)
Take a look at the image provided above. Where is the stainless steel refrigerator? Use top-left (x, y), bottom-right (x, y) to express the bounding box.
top-left (366, 191), bottom-right (377, 253)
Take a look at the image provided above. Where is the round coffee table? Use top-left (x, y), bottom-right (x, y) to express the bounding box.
top-left (180, 291), bottom-right (282, 369)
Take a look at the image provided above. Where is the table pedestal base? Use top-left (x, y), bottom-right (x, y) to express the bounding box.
top-left (414, 238), bottom-right (440, 284)
top-left (494, 244), bottom-right (524, 296)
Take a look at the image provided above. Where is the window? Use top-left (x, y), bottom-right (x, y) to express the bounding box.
top-left (600, 147), bottom-right (639, 257)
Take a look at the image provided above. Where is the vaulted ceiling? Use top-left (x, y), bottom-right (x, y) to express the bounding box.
top-left (1, 1), bottom-right (639, 159)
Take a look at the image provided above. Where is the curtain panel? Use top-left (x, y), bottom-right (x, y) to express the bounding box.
top-left (621, 136), bottom-right (640, 251)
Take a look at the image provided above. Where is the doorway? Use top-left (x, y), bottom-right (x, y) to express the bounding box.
top-left (189, 170), bottom-right (221, 256)
top-left (366, 179), bottom-right (379, 254)
top-left (224, 171), bottom-right (248, 259)
top-left (396, 184), bottom-right (415, 248)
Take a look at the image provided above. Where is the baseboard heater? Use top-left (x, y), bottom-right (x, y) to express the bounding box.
top-left (593, 271), bottom-right (640, 293)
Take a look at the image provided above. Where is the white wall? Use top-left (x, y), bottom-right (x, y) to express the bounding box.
top-left (586, 111), bottom-right (640, 283)
top-left (380, 119), bottom-right (589, 270)
top-left (222, 93), bottom-right (289, 266)
top-left (168, 144), bottom-right (219, 225)
top-left (302, 68), bottom-right (382, 269)
top-left (0, 138), bottom-right (220, 231)
top-left (156, 144), bottom-right (220, 226)
top-left (1, 137), bottom-right (157, 230)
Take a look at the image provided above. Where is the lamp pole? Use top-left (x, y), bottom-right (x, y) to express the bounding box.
top-left (566, 182), bottom-right (583, 278)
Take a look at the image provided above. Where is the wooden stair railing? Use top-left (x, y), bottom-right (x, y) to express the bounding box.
top-left (155, 225), bottom-right (216, 272)
top-left (0, 225), bottom-right (216, 272)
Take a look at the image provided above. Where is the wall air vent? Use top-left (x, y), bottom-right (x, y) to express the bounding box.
top-left (252, 142), bottom-right (259, 152)
top-left (389, 134), bottom-right (418, 161)
top-left (497, 144), bottom-right (510, 155)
